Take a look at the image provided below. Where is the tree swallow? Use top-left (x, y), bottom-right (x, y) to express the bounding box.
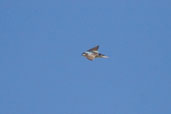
top-left (82, 45), bottom-right (108, 61)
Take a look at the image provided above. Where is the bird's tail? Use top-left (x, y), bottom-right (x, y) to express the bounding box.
top-left (102, 55), bottom-right (109, 58)
top-left (98, 53), bottom-right (109, 58)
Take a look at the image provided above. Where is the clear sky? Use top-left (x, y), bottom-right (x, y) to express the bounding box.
top-left (0, 0), bottom-right (171, 114)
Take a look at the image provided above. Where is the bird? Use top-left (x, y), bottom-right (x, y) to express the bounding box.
top-left (82, 45), bottom-right (108, 61)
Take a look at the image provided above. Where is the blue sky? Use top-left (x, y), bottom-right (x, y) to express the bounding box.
top-left (0, 0), bottom-right (171, 114)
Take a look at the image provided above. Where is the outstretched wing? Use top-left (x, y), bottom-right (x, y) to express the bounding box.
top-left (87, 45), bottom-right (99, 52)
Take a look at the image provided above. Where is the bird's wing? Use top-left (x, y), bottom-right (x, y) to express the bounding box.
top-left (87, 45), bottom-right (99, 52)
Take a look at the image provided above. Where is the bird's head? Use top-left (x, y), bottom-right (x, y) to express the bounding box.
top-left (82, 52), bottom-right (87, 56)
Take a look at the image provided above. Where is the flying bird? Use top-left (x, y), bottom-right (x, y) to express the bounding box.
top-left (82, 45), bottom-right (108, 61)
